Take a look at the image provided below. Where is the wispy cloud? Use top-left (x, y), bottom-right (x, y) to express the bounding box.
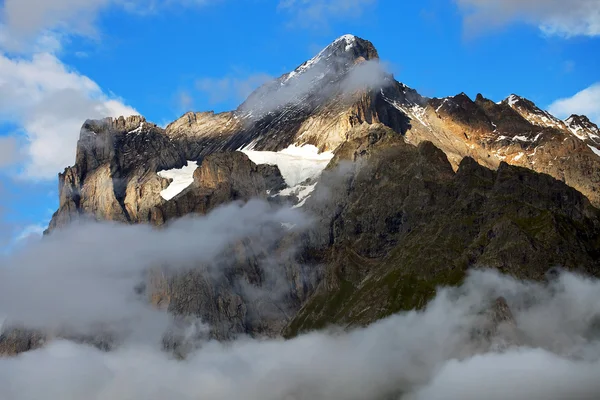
top-left (0, 136), bottom-right (21, 168)
top-left (0, 199), bottom-right (308, 341)
top-left (237, 58), bottom-right (391, 119)
top-left (548, 83), bottom-right (600, 123)
top-left (176, 90), bottom-right (194, 111)
top-left (278, 0), bottom-right (376, 29)
top-left (195, 73), bottom-right (273, 105)
top-left (455, 0), bottom-right (600, 38)
top-left (15, 224), bottom-right (46, 242)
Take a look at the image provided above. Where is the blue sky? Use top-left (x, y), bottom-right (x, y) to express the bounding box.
top-left (0, 0), bottom-right (599, 247)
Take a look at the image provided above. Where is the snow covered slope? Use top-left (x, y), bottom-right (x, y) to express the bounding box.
top-left (157, 161), bottom-right (198, 200)
top-left (241, 144), bottom-right (334, 188)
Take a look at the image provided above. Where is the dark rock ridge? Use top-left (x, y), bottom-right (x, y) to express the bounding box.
top-left (21, 35), bottom-right (600, 354)
top-left (285, 124), bottom-right (600, 336)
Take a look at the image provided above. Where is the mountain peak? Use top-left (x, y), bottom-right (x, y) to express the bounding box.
top-left (566, 114), bottom-right (600, 143)
top-left (284, 35), bottom-right (379, 83)
top-left (332, 34), bottom-right (357, 49)
top-left (567, 114), bottom-right (593, 126)
top-left (502, 94), bottom-right (566, 130)
top-left (323, 34), bottom-right (378, 58)
top-left (236, 35), bottom-right (381, 119)
top-left (505, 94), bottom-right (524, 106)
top-left (504, 94), bottom-right (539, 111)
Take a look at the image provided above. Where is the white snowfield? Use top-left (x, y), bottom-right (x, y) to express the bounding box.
top-left (242, 144), bottom-right (334, 188)
top-left (156, 144), bottom-right (333, 205)
top-left (157, 161), bottom-right (198, 200)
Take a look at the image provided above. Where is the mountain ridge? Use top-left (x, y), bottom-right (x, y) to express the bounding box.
top-left (30, 33), bottom-right (600, 352)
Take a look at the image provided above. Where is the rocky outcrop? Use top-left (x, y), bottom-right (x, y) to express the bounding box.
top-left (150, 152), bottom-right (285, 224)
top-left (398, 91), bottom-right (600, 207)
top-left (46, 116), bottom-right (185, 231)
top-left (142, 151), bottom-right (303, 340)
top-left (0, 328), bottom-right (45, 356)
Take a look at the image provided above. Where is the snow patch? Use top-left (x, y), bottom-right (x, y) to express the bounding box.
top-left (340, 34), bottom-right (356, 51)
top-left (281, 222), bottom-right (297, 230)
top-left (238, 138), bottom-right (259, 152)
top-left (588, 145), bottom-right (600, 157)
top-left (279, 182), bottom-right (318, 208)
top-left (381, 90), bottom-right (430, 129)
top-left (242, 144), bottom-right (334, 187)
top-left (507, 94), bottom-right (519, 107)
top-left (157, 161), bottom-right (198, 201)
top-left (128, 122), bottom-right (144, 134)
top-left (565, 116), bottom-right (600, 143)
top-left (569, 125), bottom-right (587, 141)
top-left (436, 98), bottom-right (448, 113)
top-left (496, 134), bottom-right (534, 143)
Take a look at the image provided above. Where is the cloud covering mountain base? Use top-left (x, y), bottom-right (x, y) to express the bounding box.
top-left (2, 225), bottom-right (600, 399)
top-left (1, 197), bottom-right (600, 400)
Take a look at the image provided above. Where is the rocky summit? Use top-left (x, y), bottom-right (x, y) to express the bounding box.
top-left (6, 34), bottom-right (599, 355)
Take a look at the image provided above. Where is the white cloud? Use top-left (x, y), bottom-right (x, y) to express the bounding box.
top-left (196, 73), bottom-right (273, 105)
top-left (2, 265), bottom-right (600, 399)
top-left (548, 83), bottom-right (600, 123)
top-left (0, 199), bottom-right (308, 340)
top-left (0, 136), bottom-right (21, 168)
top-left (1, 176), bottom-right (600, 399)
top-left (0, 51), bottom-right (137, 180)
top-left (1, 0), bottom-right (111, 39)
top-left (456, 0), bottom-right (600, 37)
top-left (278, 0), bottom-right (376, 28)
top-left (0, 0), bottom-right (214, 44)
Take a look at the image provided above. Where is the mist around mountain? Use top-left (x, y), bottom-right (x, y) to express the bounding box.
top-left (1, 35), bottom-right (600, 400)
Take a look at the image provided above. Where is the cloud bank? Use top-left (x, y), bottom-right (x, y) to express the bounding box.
top-left (0, 185), bottom-right (599, 399)
top-left (456, 0), bottom-right (600, 37)
top-left (1, 263), bottom-right (600, 399)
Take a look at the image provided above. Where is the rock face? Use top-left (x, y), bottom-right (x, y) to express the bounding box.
top-left (150, 152), bottom-right (285, 225)
top-left (32, 34), bottom-right (600, 352)
top-left (0, 328), bottom-right (45, 356)
top-left (47, 116), bottom-right (186, 231)
top-left (401, 92), bottom-right (600, 207)
top-left (285, 124), bottom-right (600, 336)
